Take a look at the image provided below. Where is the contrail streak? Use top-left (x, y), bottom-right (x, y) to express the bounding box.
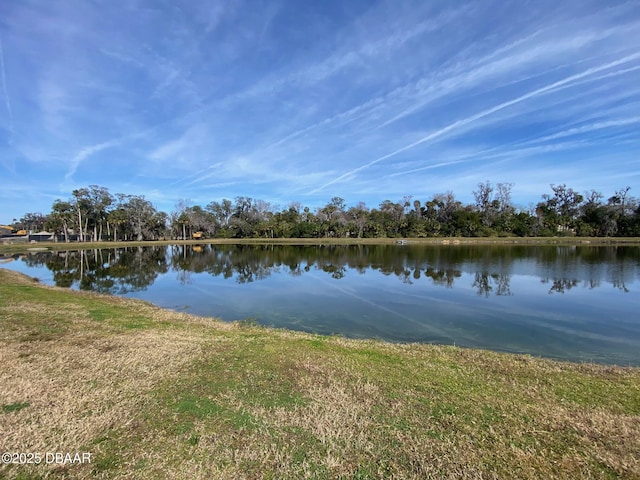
top-left (65, 140), bottom-right (121, 181)
top-left (0, 37), bottom-right (14, 142)
top-left (310, 52), bottom-right (640, 194)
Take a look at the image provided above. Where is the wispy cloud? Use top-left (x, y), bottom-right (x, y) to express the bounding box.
top-left (0, 36), bottom-right (14, 143)
top-left (65, 140), bottom-right (122, 182)
top-left (311, 52), bottom-right (640, 194)
top-left (375, 28), bottom-right (620, 129)
top-left (520, 117), bottom-right (640, 145)
top-left (1, 1), bottom-right (639, 219)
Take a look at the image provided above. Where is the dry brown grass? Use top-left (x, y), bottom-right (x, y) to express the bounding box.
top-left (0, 269), bottom-right (235, 478)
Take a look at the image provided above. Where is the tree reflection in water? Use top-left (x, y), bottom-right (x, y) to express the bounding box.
top-left (17, 244), bottom-right (639, 297)
top-left (473, 272), bottom-right (512, 297)
top-left (20, 246), bottom-right (168, 294)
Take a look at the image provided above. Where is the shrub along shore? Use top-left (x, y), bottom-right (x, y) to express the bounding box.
top-left (1, 268), bottom-right (639, 479)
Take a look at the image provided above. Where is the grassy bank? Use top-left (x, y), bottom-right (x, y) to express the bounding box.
top-left (1, 236), bottom-right (640, 255)
top-left (1, 268), bottom-right (639, 479)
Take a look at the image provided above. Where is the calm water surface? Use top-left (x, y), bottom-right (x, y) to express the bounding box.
top-left (3, 244), bottom-right (639, 365)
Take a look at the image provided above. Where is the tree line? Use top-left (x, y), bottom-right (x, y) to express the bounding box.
top-left (7, 182), bottom-right (640, 241)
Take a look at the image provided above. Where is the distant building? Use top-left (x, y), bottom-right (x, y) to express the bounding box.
top-left (29, 231), bottom-right (55, 242)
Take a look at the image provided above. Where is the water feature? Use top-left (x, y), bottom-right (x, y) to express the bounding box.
top-left (3, 243), bottom-right (639, 365)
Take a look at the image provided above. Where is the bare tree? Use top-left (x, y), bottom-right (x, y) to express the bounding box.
top-left (496, 182), bottom-right (514, 213)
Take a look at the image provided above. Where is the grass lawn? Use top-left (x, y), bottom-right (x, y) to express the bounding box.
top-left (1, 267), bottom-right (639, 479)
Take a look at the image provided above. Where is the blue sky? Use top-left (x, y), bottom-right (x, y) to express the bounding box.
top-left (1, 0), bottom-right (639, 222)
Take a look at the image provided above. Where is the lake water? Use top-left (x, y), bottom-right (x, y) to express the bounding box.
top-left (2, 244), bottom-right (640, 365)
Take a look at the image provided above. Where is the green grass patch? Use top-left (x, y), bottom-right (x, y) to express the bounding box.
top-left (152, 338), bottom-right (309, 427)
top-left (88, 306), bottom-right (113, 321)
top-left (552, 371), bottom-right (640, 413)
top-left (2, 401), bottom-right (30, 413)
